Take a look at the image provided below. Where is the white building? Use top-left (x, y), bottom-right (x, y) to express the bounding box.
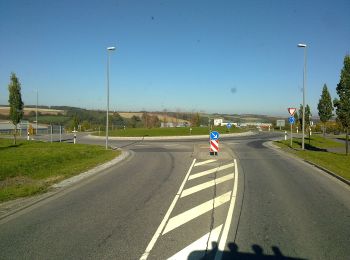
top-left (213, 118), bottom-right (223, 126)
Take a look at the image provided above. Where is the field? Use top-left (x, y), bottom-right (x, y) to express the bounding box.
top-left (0, 107), bottom-right (64, 116)
top-left (118, 112), bottom-right (190, 124)
top-left (0, 139), bottom-right (119, 202)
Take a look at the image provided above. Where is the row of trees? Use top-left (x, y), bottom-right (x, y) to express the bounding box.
top-left (317, 55), bottom-right (350, 154)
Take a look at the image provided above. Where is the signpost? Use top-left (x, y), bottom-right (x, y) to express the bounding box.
top-left (288, 108), bottom-right (296, 147)
top-left (210, 131), bottom-right (220, 155)
top-left (276, 120), bottom-right (285, 130)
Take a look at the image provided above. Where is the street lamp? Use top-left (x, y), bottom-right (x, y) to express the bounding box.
top-left (298, 43), bottom-right (307, 150)
top-left (36, 89), bottom-right (38, 135)
top-left (106, 46), bottom-right (116, 149)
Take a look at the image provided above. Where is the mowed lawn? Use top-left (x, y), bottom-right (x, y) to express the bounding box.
top-left (275, 136), bottom-right (350, 181)
top-left (95, 126), bottom-right (243, 137)
top-left (0, 139), bottom-right (119, 202)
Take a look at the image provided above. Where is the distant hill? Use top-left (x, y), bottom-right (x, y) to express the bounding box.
top-left (0, 106), bottom-right (65, 116)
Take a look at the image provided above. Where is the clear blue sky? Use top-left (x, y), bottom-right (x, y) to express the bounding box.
top-left (1, 0), bottom-right (349, 116)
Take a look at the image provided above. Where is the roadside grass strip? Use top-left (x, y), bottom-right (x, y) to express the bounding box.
top-left (276, 137), bottom-right (350, 181)
top-left (0, 139), bottom-right (119, 202)
top-left (94, 126), bottom-right (243, 137)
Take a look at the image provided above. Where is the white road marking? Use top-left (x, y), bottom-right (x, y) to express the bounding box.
top-left (181, 174), bottom-right (234, 198)
top-left (189, 163), bottom-right (235, 180)
top-left (140, 159), bottom-right (197, 260)
top-left (162, 191), bottom-right (231, 235)
top-left (215, 159), bottom-right (239, 260)
top-left (194, 159), bottom-right (217, 167)
top-left (167, 224), bottom-right (223, 260)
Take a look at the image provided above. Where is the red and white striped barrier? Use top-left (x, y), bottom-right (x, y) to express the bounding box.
top-left (210, 139), bottom-right (219, 153)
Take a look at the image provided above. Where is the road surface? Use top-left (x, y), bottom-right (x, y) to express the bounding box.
top-left (0, 132), bottom-right (349, 259)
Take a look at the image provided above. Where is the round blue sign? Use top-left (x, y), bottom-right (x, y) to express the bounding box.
top-left (226, 123), bottom-right (232, 129)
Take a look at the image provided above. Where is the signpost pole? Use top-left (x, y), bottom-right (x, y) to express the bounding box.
top-left (290, 123), bottom-right (293, 148)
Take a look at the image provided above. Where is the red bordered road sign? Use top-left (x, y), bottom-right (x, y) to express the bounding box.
top-left (210, 140), bottom-right (219, 152)
top-left (288, 108), bottom-right (296, 116)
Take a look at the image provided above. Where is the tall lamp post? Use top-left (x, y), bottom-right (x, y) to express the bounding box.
top-left (106, 46), bottom-right (116, 149)
top-left (298, 43), bottom-right (307, 150)
top-left (35, 89), bottom-right (38, 135)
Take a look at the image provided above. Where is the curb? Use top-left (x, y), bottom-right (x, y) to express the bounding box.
top-left (0, 150), bottom-right (131, 222)
top-left (265, 141), bottom-right (350, 186)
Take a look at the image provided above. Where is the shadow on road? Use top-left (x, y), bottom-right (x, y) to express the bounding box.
top-left (188, 242), bottom-right (307, 260)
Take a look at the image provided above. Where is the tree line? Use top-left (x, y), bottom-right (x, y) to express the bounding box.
top-left (316, 55), bottom-right (350, 154)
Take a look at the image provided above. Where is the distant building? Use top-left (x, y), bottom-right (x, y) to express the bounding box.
top-left (213, 118), bottom-right (223, 126)
top-left (161, 122), bottom-right (175, 128)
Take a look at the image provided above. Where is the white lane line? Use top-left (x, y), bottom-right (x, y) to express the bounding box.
top-left (189, 163), bottom-right (235, 180)
top-left (181, 174), bottom-right (234, 198)
top-left (140, 159), bottom-right (197, 260)
top-left (162, 191), bottom-right (231, 235)
top-left (194, 159), bottom-right (217, 167)
top-left (167, 224), bottom-right (223, 260)
top-left (215, 159), bottom-right (239, 260)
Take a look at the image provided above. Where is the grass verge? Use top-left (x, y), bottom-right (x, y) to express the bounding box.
top-left (94, 126), bottom-right (243, 137)
top-left (0, 139), bottom-right (120, 202)
top-left (275, 136), bottom-right (349, 181)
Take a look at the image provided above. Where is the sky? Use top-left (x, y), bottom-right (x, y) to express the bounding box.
top-left (0, 0), bottom-right (349, 116)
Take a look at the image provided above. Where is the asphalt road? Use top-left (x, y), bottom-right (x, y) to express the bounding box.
top-left (0, 132), bottom-right (349, 260)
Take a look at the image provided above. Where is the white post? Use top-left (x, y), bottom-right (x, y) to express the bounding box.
top-left (73, 127), bottom-right (77, 144)
top-left (284, 131), bottom-right (287, 141)
top-left (50, 124), bottom-right (53, 143)
top-left (59, 125), bottom-right (62, 142)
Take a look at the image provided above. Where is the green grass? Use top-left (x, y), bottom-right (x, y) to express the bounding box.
top-left (275, 136), bottom-right (350, 181)
top-left (94, 126), bottom-right (243, 137)
top-left (0, 139), bottom-right (120, 202)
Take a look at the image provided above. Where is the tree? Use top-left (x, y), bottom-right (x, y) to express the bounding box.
top-left (71, 114), bottom-right (79, 130)
top-left (334, 55), bottom-right (350, 155)
top-left (299, 104), bottom-right (312, 144)
top-left (293, 111), bottom-right (299, 131)
top-left (8, 73), bottom-right (24, 145)
top-left (191, 112), bottom-right (201, 127)
top-left (317, 84), bottom-right (333, 136)
top-left (129, 115), bottom-right (142, 128)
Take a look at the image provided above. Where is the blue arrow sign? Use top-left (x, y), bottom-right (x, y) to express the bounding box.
top-left (226, 123), bottom-right (232, 129)
top-left (289, 116), bottom-right (295, 124)
top-left (210, 131), bottom-right (220, 140)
